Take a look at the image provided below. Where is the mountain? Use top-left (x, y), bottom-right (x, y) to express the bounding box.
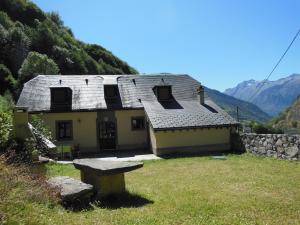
top-left (271, 95), bottom-right (300, 134)
top-left (0, 0), bottom-right (137, 99)
top-left (224, 74), bottom-right (300, 116)
top-left (206, 87), bottom-right (271, 123)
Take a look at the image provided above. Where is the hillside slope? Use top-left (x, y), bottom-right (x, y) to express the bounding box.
top-left (224, 74), bottom-right (300, 116)
top-left (0, 0), bottom-right (137, 98)
top-left (271, 95), bottom-right (300, 134)
top-left (206, 87), bottom-right (271, 123)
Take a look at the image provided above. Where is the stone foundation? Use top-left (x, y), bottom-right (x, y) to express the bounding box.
top-left (233, 133), bottom-right (300, 160)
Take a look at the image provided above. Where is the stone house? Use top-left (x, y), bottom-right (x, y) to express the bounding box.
top-left (15, 74), bottom-right (238, 156)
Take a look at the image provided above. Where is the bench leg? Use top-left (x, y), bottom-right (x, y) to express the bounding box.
top-left (80, 172), bottom-right (125, 198)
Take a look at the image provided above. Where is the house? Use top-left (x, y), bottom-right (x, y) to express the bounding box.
top-left (15, 74), bottom-right (239, 156)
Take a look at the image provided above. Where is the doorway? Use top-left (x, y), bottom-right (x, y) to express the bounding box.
top-left (99, 121), bottom-right (116, 150)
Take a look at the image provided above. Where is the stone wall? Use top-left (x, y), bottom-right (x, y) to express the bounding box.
top-left (233, 133), bottom-right (300, 160)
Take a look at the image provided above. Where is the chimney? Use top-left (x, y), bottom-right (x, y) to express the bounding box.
top-left (198, 85), bottom-right (205, 105)
top-left (13, 107), bottom-right (30, 140)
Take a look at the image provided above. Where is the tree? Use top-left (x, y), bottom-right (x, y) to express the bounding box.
top-left (0, 11), bottom-right (14, 29)
top-left (6, 27), bottom-right (31, 75)
top-left (30, 21), bottom-right (56, 55)
top-left (18, 51), bottom-right (59, 84)
top-left (47, 12), bottom-right (63, 27)
top-left (0, 64), bottom-right (16, 94)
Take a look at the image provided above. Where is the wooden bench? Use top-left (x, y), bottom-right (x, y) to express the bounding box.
top-left (73, 159), bottom-right (143, 198)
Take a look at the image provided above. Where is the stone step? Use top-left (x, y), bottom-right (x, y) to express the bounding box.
top-left (47, 176), bottom-right (94, 208)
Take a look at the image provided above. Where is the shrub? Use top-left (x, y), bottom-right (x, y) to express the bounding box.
top-left (247, 121), bottom-right (283, 134)
top-left (0, 64), bottom-right (16, 94)
top-left (0, 11), bottom-right (14, 29)
top-left (291, 120), bottom-right (298, 128)
top-left (0, 0), bottom-right (46, 26)
top-left (0, 111), bottom-right (12, 151)
top-left (18, 51), bottom-right (59, 84)
top-left (47, 11), bottom-right (63, 27)
top-left (0, 94), bottom-right (14, 151)
top-left (6, 26), bottom-right (31, 75)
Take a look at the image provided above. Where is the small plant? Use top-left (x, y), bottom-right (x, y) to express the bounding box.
top-left (291, 120), bottom-right (298, 128)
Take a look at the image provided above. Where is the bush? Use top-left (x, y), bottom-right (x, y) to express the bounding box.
top-left (0, 64), bottom-right (16, 94)
top-left (18, 51), bottom-right (59, 84)
top-left (0, 94), bottom-right (14, 151)
top-left (6, 26), bottom-right (31, 75)
top-left (0, 111), bottom-right (12, 150)
top-left (0, 11), bottom-right (14, 29)
top-left (247, 121), bottom-right (283, 134)
top-left (291, 120), bottom-right (298, 128)
top-left (0, 0), bottom-right (46, 26)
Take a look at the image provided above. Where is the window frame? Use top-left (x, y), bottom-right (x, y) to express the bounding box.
top-left (154, 86), bottom-right (172, 101)
top-left (50, 87), bottom-right (72, 111)
top-left (131, 116), bottom-right (145, 131)
top-left (104, 85), bottom-right (118, 99)
top-left (55, 120), bottom-right (73, 141)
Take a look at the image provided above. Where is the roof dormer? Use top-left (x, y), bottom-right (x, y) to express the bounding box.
top-left (153, 85), bottom-right (172, 101)
top-left (50, 87), bottom-right (72, 111)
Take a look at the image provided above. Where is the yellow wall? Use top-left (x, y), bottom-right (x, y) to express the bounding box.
top-left (150, 126), bottom-right (232, 155)
top-left (115, 110), bottom-right (148, 149)
top-left (33, 112), bottom-right (98, 152)
top-left (149, 125), bottom-right (157, 150)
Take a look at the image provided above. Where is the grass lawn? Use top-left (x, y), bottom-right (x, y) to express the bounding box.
top-left (1, 153), bottom-right (300, 225)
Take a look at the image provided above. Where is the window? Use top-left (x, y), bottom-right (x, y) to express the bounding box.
top-left (154, 86), bottom-right (172, 101)
top-left (104, 85), bottom-right (118, 99)
top-left (104, 85), bottom-right (120, 106)
top-left (56, 121), bottom-right (73, 140)
top-left (131, 117), bottom-right (145, 130)
top-left (50, 88), bottom-right (72, 111)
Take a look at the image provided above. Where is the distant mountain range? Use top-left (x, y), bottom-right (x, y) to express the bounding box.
top-left (224, 74), bottom-right (300, 116)
top-left (206, 87), bottom-right (271, 122)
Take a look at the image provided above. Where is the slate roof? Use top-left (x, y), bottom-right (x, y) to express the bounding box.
top-left (117, 75), bottom-right (238, 129)
top-left (17, 75), bottom-right (106, 111)
top-left (17, 74), bottom-right (238, 130)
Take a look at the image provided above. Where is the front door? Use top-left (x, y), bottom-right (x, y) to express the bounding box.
top-left (99, 121), bottom-right (116, 150)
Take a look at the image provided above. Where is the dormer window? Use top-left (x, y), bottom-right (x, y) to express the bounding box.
top-left (153, 86), bottom-right (172, 101)
top-left (104, 85), bottom-right (121, 108)
top-left (104, 85), bottom-right (118, 100)
top-left (50, 87), bottom-right (72, 111)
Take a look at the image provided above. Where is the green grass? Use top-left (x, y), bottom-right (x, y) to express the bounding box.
top-left (1, 154), bottom-right (300, 225)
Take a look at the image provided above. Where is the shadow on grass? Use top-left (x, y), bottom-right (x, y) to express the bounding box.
top-left (94, 191), bottom-right (154, 209)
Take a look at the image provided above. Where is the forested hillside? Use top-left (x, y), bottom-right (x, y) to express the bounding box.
top-left (271, 95), bottom-right (300, 134)
top-left (0, 0), bottom-right (137, 99)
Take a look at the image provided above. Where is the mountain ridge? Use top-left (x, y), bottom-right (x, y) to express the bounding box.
top-left (206, 87), bottom-right (271, 123)
top-left (224, 74), bottom-right (300, 116)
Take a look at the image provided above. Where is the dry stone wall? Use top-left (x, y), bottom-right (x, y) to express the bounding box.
top-left (236, 133), bottom-right (300, 160)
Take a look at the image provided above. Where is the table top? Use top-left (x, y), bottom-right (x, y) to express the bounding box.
top-left (73, 159), bottom-right (143, 175)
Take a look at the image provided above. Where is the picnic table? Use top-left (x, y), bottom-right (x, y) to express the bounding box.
top-left (73, 159), bottom-right (143, 198)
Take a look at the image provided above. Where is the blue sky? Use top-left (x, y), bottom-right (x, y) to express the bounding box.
top-left (32, 0), bottom-right (300, 91)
